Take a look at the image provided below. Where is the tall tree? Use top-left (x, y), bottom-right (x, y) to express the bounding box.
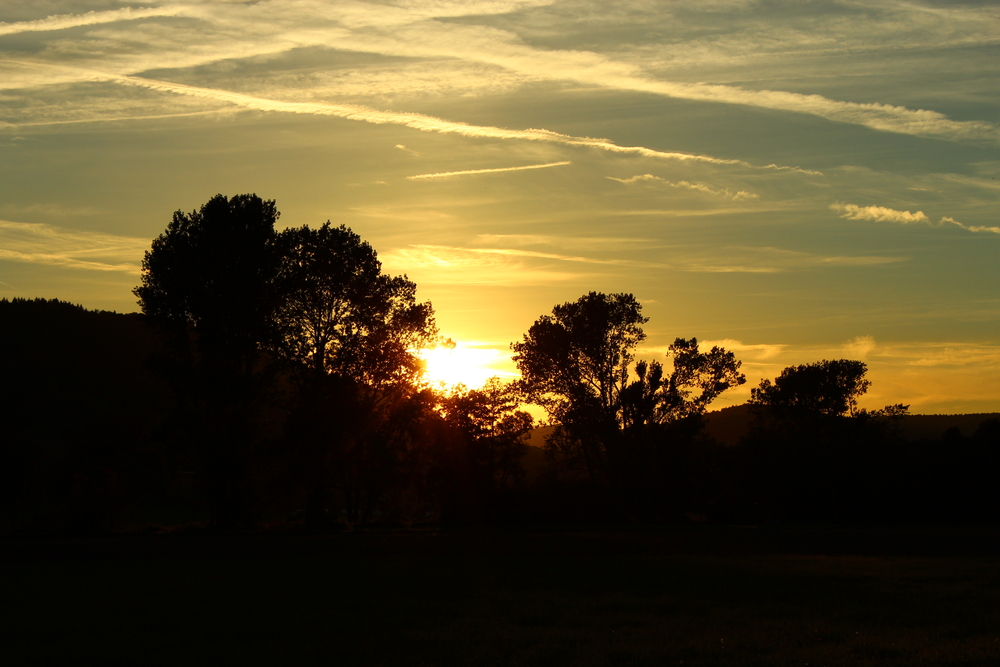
top-left (513, 292), bottom-right (744, 520)
top-left (273, 223), bottom-right (435, 388)
top-left (750, 359), bottom-right (873, 418)
top-left (437, 378), bottom-right (534, 520)
top-left (134, 193), bottom-right (280, 376)
top-left (134, 194), bottom-right (282, 528)
top-left (620, 337), bottom-right (746, 429)
top-left (511, 292), bottom-right (647, 479)
top-left (272, 222), bottom-right (439, 525)
top-left (742, 359), bottom-right (908, 523)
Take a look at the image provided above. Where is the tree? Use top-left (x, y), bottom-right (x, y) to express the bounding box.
top-left (271, 222), bottom-right (439, 525)
top-left (440, 379), bottom-right (534, 487)
top-left (134, 193), bottom-right (280, 376)
top-left (134, 194), bottom-right (282, 528)
top-left (620, 337), bottom-right (746, 429)
top-left (511, 292), bottom-right (647, 479)
top-left (273, 223), bottom-right (436, 388)
top-left (512, 293), bottom-right (744, 495)
top-left (742, 359), bottom-right (909, 523)
top-left (750, 359), bottom-right (872, 417)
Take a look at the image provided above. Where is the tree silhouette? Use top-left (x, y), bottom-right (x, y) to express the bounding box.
top-left (512, 293), bottom-right (743, 519)
top-left (437, 378), bottom-right (534, 521)
top-left (742, 359), bottom-right (909, 523)
top-left (273, 222), bottom-right (436, 388)
top-left (134, 194), bottom-right (285, 528)
top-left (620, 338), bottom-right (745, 428)
top-left (272, 222), bottom-right (439, 525)
top-left (749, 359), bottom-right (871, 417)
top-left (134, 193), bottom-right (280, 376)
top-left (512, 292), bottom-right (647, 480)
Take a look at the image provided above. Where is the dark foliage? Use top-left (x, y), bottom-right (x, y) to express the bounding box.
top-left (4, 200), bottom-right (999, 532)
top-left (0, 298), bottom-right (170, 530)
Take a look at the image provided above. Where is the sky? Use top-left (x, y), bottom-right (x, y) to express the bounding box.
top-left (1, 0), bottom-right (999, 414)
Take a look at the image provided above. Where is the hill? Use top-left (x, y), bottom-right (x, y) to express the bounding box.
top-left (522, 406), bottom-right (1000, 450)
top-left (702, 404), bottom-right (1000, 446)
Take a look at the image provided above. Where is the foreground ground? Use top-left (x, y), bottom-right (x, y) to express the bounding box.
top-left (3, 526), bottom-right (999, 666)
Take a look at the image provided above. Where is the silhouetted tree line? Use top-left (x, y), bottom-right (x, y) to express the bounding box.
top-left (2, 194), bottom-right (998, 531)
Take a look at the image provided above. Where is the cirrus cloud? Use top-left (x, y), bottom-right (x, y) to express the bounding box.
top-left (831, 203), bottom-right (930, 224)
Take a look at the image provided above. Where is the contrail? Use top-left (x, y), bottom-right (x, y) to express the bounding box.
top-left (0, 7), bottom-right (187, 36)
top-left (109, 75), bottom-right (817, 172)
top-left (407, 161), bottom-right (571, 179)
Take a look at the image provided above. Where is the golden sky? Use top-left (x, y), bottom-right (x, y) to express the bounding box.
top-left (2, 0), bottom-right (999, 412)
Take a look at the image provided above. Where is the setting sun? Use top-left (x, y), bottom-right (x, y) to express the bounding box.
top-left (419, 344), bottom-right (516, 390)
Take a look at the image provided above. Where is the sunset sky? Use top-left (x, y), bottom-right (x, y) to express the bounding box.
top-left (2, 0), bottom-right (998, 413)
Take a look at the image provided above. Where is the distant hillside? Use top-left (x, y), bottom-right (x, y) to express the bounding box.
top-left (703, 404), bottom-right (1000, 446)
top-left (523, 406), bottom-right (1000, 450)
top-left (0, 298), bottom-right (170, 447)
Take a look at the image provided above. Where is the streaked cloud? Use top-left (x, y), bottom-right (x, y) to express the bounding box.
top-left (398, 244), bottom-right (667, 268)
top-left (608, 174), bottom-right (758, 200)
top-left (106, 75), bottom-right (805, 169)
top-left (380, 244), bottom-right (586, 286)
top-left (473, 234), bottom-right (659, 251)
top-left (0, 6), bottom-right (185, 36)
top-left (408, 160), bottom-right (570, 180)
top-left (832, 205), bottom-right (999, 235)
top-left (2, 1), bottom-right (996, 145)
top-left (0, 219), bottom-right (146, 273)
top-left (395, 144), bottom-right (420, 156)
top-left (831, 203), bottom-right (930, 224)
top-left (942, 216), bottom-right (1000, 235)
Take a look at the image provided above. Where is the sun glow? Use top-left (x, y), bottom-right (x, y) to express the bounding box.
top-left (419, 343), bottom-right (516, 390)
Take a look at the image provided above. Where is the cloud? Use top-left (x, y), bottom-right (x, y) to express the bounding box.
top-left (3, 1), bottom-right (996, 145)
top-left (379, 244), bottom-right (586, 286)
top-left (844, 335), bottom-right (877, 360)
top-left (0, 6), bottom-right (185, 36)
top-left (607, 174), bottom-right (662, 184)
top-left (0, 219), bottom-right (146, 273)
top-left (941, 216), bottom-right (1000, 235)
top-left (831, 203), bottom-right (930, 224)
top-left (832, 206), bottom-right (999, 234)
top-left (692, 339), bottom-right (787, 361)
top-left (408, 160), bottom-right (570, 179)
top-left (104, 74), bottom-right (819, 170)
top-left (7, 108), bottom-right (232, 127)
top-left (395, 144), bottom-right (421, 156)
top-left (608, 175), bottom-right (759, 200)
top-left (402, 244), bottom-right (668, 268)
top-left (473, 234), bottom-right (658, 251)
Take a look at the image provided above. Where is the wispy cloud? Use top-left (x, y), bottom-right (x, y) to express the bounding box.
top-left (403, 244), bottom-right (667, 268)
top-left (686, 339), bottom-right (787, 361)
top-left (3, 1), bottom-right (996, 145)
top-left (395, 144), bottom-right (421, 156)
top-left (0, 219), bottom-right (146, 273)
top-left (832, 204), bottom-right (1000, 234)
top-left (111, 74), bottom-right (797, 168)
top-left (607, 174), bottom-right (662, 184)
top-left (408, 160), bottom-right (570, 180)
top-left (608, 174), bottom-right (758, 200)
top-left (844, 335), bottom-right (877, 360)
top-left (380, 244), bottom-right (586, 286)
top-left (0, 7), bottom-right (185, 36)
top-left (831, 203), bottom-right (930, 224)
top-left (473, 234), bottom-right (659, 251)
top-left (941, 216), bottom-right (1000, 235)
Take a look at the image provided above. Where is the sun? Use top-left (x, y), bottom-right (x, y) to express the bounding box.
top-left (419, 344), bottom-right (515, 390)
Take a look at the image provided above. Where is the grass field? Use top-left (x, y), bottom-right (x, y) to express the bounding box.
top-left (3, 527), bottom-right (999, 666)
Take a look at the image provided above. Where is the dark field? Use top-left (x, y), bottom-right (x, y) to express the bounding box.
top-left (4, 527), bottom-right (999, 666)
